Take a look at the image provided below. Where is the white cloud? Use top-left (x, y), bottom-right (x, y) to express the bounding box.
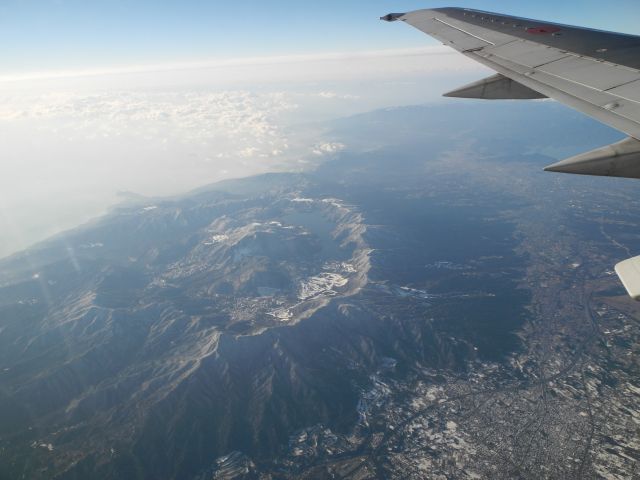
top-left (0, 90), bottom-right (297, 160)
top-left (312, 142), bottom-right (346, 156)
top-left (316, 91), bottom-right (360, 100)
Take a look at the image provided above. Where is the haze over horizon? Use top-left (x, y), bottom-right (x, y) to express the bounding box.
top-left (0, 45), bottom-right (486, 258)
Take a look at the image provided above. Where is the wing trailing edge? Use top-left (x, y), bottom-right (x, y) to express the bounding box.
top-left (544, 137), bottom-right (640, 179)
top-left (444, 74), bottom-right (547, 100)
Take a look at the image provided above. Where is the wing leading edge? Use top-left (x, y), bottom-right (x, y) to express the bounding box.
top-left (383, 8), bottom-right (640, 300)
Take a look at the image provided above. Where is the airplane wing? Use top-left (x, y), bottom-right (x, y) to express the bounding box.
top-left (383, 8), bottom-right (640, 299)
top-left (382, 8), bottom-right (640, 178)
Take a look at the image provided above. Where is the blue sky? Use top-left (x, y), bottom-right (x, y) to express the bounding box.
top-left (0, 0), bottom-right (638, 73)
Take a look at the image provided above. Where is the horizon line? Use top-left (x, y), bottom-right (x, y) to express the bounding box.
top-left (0, 46), bottom-right (454, 83)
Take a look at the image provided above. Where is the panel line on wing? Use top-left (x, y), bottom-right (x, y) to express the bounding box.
top-left (465, 51), bottom-right (640, 139)
top-left (432, 17), bottom-right (496, 45)
top-left (604, 78), bottom-right (640, 92)
top-left (484, 48), bottom-right (640, 106)
top-left (538, 56), bottom-right (640, 91)
top-left (481, 53), bottom-right (626, 106)
top-left (538, 67), bottom-right (640, 100)
top-left (529, 57), bottom-right (572, 69)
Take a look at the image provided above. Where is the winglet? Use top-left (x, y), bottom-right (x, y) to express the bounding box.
top-left (544, 137), bottom-right (640, 179)
top-left (381, 13), bottom-right (405, 22)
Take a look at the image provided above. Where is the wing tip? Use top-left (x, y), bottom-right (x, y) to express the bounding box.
top-left (380, 13), bottom-right (405, 22)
